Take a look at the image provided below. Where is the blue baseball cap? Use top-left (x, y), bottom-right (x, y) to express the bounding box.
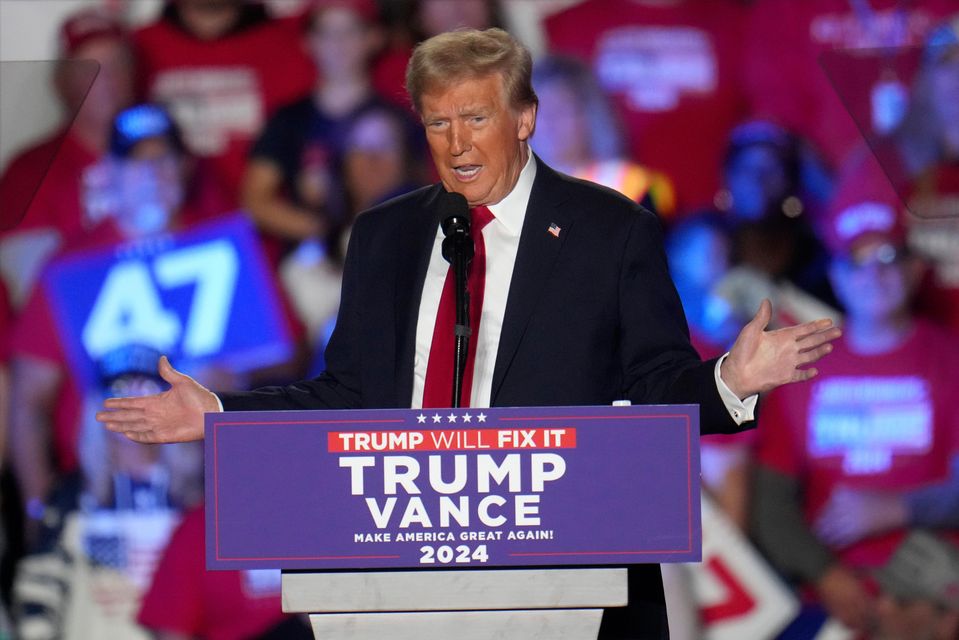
top-left (96, 344), bottom-right (165, 390)
top-left (110, 104), bottom-right (184, 158)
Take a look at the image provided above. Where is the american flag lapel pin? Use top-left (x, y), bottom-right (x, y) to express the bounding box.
top-left (547, 222), bottom-right (561, 238)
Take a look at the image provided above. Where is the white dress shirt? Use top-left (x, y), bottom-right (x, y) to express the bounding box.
top-left (411, 152), bottom-right (535, 408)
top-left (409, 151), bottom-right (757, 423)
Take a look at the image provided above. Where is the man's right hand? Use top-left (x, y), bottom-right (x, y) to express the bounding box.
top-left (96, 356), bottom-right (220, 443)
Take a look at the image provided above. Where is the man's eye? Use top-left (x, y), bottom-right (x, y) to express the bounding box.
top-left (471, 116), bottom-right (487, 124)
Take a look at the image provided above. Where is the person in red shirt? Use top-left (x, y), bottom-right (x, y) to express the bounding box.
top-left (543, 0), bottom-right (750, 212)
top-left (751, 191), bottom-right (959, 635)
top-left (137, 505), bottom-right (312, 640)
top-left (743, 0), bottom-right (955, 172)
top-left (0, 7), bottom-right (133, 306)
top-left (8, 104), bottom-right (233, 550)
top-left (133, 0), bottom-right (316, 202)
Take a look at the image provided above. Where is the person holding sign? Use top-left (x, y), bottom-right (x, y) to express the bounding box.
top-left (9, 104), bottom-right (295, 551)
top-left (98, 29), bottom-right (840, 638)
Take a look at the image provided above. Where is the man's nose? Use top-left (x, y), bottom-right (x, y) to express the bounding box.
top-left (449, 123), bottom-right (471, 156)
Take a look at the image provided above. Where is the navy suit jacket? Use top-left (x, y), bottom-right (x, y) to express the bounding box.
top-left (221, 159), bottom-right (753, 638)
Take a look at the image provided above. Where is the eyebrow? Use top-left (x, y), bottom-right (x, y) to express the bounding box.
top-left (456, 105), bottom-right (493, 116)
top-left (422, 102), bottom-right (496, 123)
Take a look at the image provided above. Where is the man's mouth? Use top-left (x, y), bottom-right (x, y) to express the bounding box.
top-left (453, 165), bottom-right (482, 180)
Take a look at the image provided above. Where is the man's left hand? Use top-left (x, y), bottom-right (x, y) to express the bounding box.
top-left (721, 299), bottom-right (841, 399)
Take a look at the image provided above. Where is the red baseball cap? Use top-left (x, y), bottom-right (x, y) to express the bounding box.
top-left (59, 7), bottom-right (126, 58)
top-left (828, 199), bottom-right (906, 259)
top-left (825, 153), bottom-right (907, 260)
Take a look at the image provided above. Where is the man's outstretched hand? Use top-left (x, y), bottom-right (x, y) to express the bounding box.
top-left (96, 356), bottom-right (220, 443)
top-left (721, 299), bottom-right (841, 399)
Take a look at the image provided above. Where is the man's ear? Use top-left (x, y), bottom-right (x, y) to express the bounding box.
top-left (517, 102), bottom-right (537, 142)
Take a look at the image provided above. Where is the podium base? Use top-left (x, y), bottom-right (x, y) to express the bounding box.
top-left (308, 609), bottom-right (604, 640)
top-left (283, 568), bottom-right (626, 640)
top-left (283, 568), bottom-right (627, 612)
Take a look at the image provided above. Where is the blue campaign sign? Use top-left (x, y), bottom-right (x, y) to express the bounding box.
top-left (206, 405), bottom-right (702, 571)
top-left (43, 214), bottom-right (293, 388)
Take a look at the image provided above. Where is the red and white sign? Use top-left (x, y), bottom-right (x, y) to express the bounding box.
top-left (691, 494), bottom-right (799, 640)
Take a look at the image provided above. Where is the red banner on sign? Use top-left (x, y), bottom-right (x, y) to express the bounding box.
top-left (328, 428), bottom-right (578, 453)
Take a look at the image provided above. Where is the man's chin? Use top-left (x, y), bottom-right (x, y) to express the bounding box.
top-left (441, 184), bottom-right (485, 208)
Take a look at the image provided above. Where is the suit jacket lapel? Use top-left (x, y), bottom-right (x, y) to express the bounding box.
top-left (393, 184), bottom-right (445, 406)
top-left (491, 162), bottom-right (573, 404)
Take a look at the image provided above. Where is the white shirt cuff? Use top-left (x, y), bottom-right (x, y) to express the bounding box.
top-left (213, 393), bottom-right (224, 413)
top-left (714, 353), bottom-right (757, 425)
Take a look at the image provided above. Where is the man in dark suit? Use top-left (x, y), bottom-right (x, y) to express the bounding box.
top-left (100, 28), bottom-right (840, 638)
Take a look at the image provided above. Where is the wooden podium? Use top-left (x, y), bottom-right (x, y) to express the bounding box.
top-left (205, 405), bottom-right (700, 639)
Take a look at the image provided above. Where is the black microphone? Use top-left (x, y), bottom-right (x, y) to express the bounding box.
top-left (440, 191), bottom-right (472, 264)
top-left (438, 191), bottom-right (472, 407)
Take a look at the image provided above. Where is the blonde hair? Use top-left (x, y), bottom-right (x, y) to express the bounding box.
top-left (406, 28), bottom-right (537, 114)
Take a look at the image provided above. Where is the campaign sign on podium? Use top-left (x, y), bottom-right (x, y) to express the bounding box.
top-left (206, 404), bottom-right (701, 571)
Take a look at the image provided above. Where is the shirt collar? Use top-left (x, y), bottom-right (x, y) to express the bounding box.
top-left (486, 150), bottom-right (536, 236)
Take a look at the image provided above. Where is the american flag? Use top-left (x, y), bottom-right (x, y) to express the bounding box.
top-left (548, 223), bottom-right (561, 238)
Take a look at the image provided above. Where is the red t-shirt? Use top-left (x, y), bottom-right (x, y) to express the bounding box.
top-left (756, 320), bottom-right (959, 568)
top-left (133, 14), bottom-right (315, 199)
top-left (743, 0), bottom-right (954, 169)
top-left (0, 129), bottom-right (98, 238)
top-left (138, 506), bottom-right (290, 640)
top-left (544, 0), bottom-right (750, 211)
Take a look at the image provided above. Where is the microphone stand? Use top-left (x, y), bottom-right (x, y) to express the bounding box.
top-left (442, 213), bottom-right (473, 408)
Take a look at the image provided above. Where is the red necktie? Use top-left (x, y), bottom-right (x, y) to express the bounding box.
top-left (423, 205), bottom-right (495, 408)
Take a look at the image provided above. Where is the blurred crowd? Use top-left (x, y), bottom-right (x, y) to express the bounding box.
top-left (0, 1), bottom-right (958, 639)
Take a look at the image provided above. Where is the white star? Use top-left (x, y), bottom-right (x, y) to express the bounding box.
top-left (416, 414), bottom-right (426, 424)
top-left (462, 413), bottom-right (472, 423)
top-left (477, 413), bottom-right (487, 423)
top-left (432, 414), bottom-right (442, 423)
top-left (447, 413), bottom-right (457, 423)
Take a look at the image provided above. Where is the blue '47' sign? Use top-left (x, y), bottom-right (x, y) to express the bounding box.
top-left (44, 214), bottom-right (293, 388)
